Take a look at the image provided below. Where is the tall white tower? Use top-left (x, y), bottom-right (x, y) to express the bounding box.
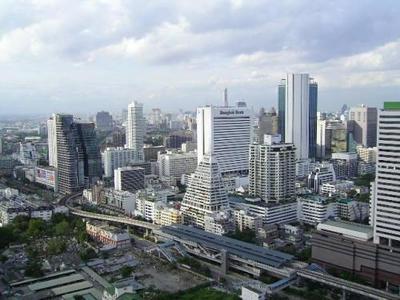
top-left (197, 103), bottom-right (251, 175)
top-left (372, 102), bottom-right (400, 248)
top-left (284, 73), bottom-right (310, 159)
top-left (126, 101), bottom-right (145, 161)
top-left (47, 114), bottom-right (57, 168)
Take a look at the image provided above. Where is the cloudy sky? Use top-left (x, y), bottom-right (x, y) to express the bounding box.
top-left (0, 0), bottom-right (400, 115)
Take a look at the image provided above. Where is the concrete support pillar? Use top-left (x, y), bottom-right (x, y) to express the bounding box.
top-left (221, 249), bottom-right (228, 275)
top-left (341, 289), bottom-right (346, 300)
top-left (144, 228), bottom-right (150, 237)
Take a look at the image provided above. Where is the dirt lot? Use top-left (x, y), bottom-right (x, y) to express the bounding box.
top-left (134, 253), bottom-right (207, 292)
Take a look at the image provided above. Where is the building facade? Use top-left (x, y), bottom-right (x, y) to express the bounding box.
top-left (181, 155), bottom-right (229, 229)
top-left (126, 101), bottom-right (145, 161)
top-left (102, 147), bottom-right (137, 177)
top-left (249, 135), bottom-right (296, 203)
top-left (349, 105), bottom-right (377, 147)
top-left (197, 104), bottom-right (251, 175)
top-left (114, 166), bottom-right (145, 193)
top-left (371, 102), bottom-right (400, 248)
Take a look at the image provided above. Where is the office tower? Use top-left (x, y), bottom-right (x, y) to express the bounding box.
top-left (47, 115), bottom-right (57, 167)
top-left (95, 111), bottom-right (113, 131)
top-left (316, 120), bottom-right (348, 159)
top-left (278, 73), bottom-right (318, 159)
top-left (0, 136), bottom-right (3, 155)
top-left (114, 166), bottom-right (145, 193)
top-left (126, 101), bottom-right (145, 161)
top-left (158, 150), bottom-right (198, 184)
top-left (249, 135), bottom-right (296, 203)
top-left (181, 154), bottom-right (229, 229)
top-left (165, 131), bottom-right (193, 149)
top-left (257, 108), bottom-right (279, 144)
top-left (372, 102), bottom-right (400, 248)
top-left (197, 103), bottom-right (251, 175)
top-left (102, 147), bottom-right (137, 177)
top-left (54, 114), bottom-right (101, 194)
top-left (348, 105), bottom-right (377, 147)
top-left (223, 88), bottom-right (228, 107)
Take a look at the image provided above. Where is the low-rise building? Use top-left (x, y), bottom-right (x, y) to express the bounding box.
top-left (104, 189), bottom-right (136, 215)
top-left (153, 206), bottom-right (183, 226)
top-left (35, 166), bottom-right (58, 192)
top-left (336, 199), bottom-right (369, 222)
top-left (233, 209), bottom-right (263, 232)
top-left (320, 180), bottom-right (354, 197)
top-left (204, 210), bottom-right (234, 235)
top-left (86, 222), bottom-right (130, 249)
top-left (297, 196), bottom-right (337, 225)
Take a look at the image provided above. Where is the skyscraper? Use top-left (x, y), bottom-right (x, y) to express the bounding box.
top-left (47, 115), bottom-right (57, 167)
top-left (197, 103), bottom-right (251, 175)
top-left (278, 73), bottom-right (318, 160)
top-left (181, 154), bottom-right (229, 229)
top-left (348, 105), bottom-right (377, 147)
top-left (371, 102), bottom-right (400, 248)
top-left (249, 135), bottom-right (296, 203)
top-left (126, 101), bottom-right (145, 161)
top-left (52, 114), bottom-right (101, 194)
top-left (95, 111), bottom-right (113, 131)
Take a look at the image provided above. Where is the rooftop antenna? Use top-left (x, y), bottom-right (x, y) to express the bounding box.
top-left (223, 88), bottom-right (228, 107)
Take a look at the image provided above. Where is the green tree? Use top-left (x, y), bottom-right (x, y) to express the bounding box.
top-left (55, 220), bottom-right (70, 236)
top-left (25, 258), bottom-right (43, 278)
top-left (47, 238), bottom-right (67, 256)
top-left (27, 218), bottom-right (46, 237)
top-left (0, 226), bottom-right (15, 249)
top-left (121, 266), bottom-right (134, 278)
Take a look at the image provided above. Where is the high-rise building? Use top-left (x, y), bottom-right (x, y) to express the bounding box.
top-left (316, 120), bottom-right (348, 159)
top-left (249, 135), bottom-right (296, 203)
top-left (158, 150), bottom-right (198, 184)
top-left (278, 74), bottom-right (318, 159)
top-left (257, 108), bottom-right (279, 144)
top-left (348, 105), bottom-right (377, 147)
top-left (181, 154), bottom-right (229, 229)
top-left (102, 147), bottom-right (137, 177)
top-left (371, 102), bottom-right (400, 248)
top-left (52, 114), bottom-right (102, 194)
top-left (197, 103), bottom-right (251, 175)
top-left (95, 111), bottom-right (113, 131)
top-left (114, 166), bottom-right (145, 193)
top-left (47, 115), bottom-right (57, 167)
top-left (126, 101), bottom-right (145, 161)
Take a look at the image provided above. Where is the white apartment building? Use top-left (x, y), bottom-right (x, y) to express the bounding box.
top-left (153, 206), bottom-right (183, 226)
top-left (204, 210), bottom-right (234, 235)
top-left (356, 145), bottom-right (377, 163)
top-left (230, 198), bottom-right (298, 225)
top-left (104, 189), bottom-right (136, 215)
top-left (126, 101), bottom-right (145, 161)
top-left (320, 180), bottom-right (354, 197)
top-left (297, 196), bottom-right (337, 225)
top-left (371, 102), bottom-right (400, 248)
top-left (249, 135), bottom-right (296, 203)
top-left (181, 154), bottom-right (229, 229)
top-left (233, 209), bottom-right (263, 232)
top-left (336, 199), bottom-right (369, 222)
top-left (102, 147), bottom-right (137, 177)
top-left (157, 150), bottom-right (197, 185)
top-left (307, 163), bottom-right (336, 193)
top-left (197, 103), bottom-right (251, 175)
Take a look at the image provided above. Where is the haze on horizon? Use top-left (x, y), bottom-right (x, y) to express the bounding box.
top-left (1, 0), bottom-right (400, 115)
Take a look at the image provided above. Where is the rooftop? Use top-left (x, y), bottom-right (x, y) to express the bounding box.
top-left (317, 220), bottom-right (373, 241)
top-left (161, 224), bottom-right (293, 268)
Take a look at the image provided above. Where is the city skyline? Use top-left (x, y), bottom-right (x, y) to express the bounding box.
top-left (1, 0), bottom-right (400, 115)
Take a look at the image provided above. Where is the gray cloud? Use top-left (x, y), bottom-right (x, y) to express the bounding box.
top-left (0, 0), bottom-right (400, 114)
